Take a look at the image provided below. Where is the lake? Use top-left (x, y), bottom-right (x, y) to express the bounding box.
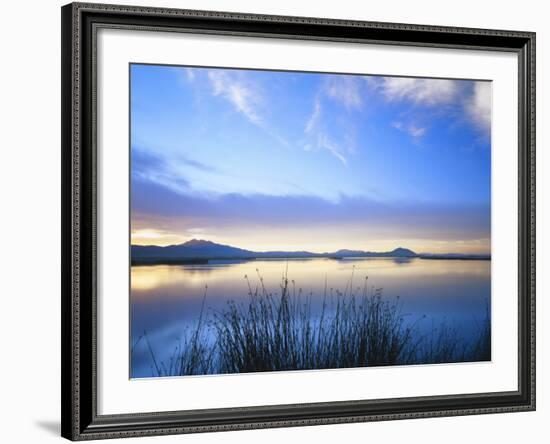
top-left (130, 257), bottom-right (490, 378)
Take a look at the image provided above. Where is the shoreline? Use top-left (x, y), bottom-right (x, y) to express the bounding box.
top-left (131, 255), bottom-right (491, 266)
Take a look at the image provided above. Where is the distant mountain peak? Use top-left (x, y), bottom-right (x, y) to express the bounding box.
top-left (183, 239), bottom-right (216, 247)
top-left (389, 247), bottom-right (417, 257)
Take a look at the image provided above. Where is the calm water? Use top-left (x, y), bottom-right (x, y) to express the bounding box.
top-left (130, 258), bottom-right (490, 378)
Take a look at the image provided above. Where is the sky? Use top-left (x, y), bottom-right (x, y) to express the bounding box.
top-left (130, 64), bottom-right (492, 254)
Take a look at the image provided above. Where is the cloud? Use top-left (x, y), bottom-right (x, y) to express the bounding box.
top-left (132, 146), bottom-right (222, 196)
top-left (303, 99), bottom-right (348, 165)
top-left (370, 76), bottom-right (491, 137)
top-left (465, 82), bottom-right (492, 133)
top-left (373, 77), bottom-right (460, 105)
top-left (131, 179), bottom-right (491, 243)
top-left (208, 71), bottom-right (262, 124)
top-left (205, 70), bottom-right (290, 146)
top-left (132, 148), bottom-right (192, 195)
top-left (392, 121), bottom-right (426, 138)
top-left (305, 99), bottom-right (321, 134)
top-left (324, 76), bottom-right (363, 109)
top-left (301, 75), bottom-right (365, 164)
top-left (317, 134), bottom-right (348, 165)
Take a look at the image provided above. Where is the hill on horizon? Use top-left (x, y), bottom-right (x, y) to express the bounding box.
top-left (131, 239), bottom-right (419, 261)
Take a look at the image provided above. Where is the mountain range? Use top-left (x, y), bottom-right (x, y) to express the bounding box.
top-left (131, 239), bottom-right (489, 264)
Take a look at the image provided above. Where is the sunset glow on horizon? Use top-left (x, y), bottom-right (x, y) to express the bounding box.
top-left (130, 227), bottom-right (490, 255)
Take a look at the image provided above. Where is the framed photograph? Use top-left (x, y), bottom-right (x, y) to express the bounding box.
top-left (61, 2), bottom-right (535, 440)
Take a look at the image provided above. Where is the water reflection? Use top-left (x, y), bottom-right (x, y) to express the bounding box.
top-left (130, 258), bottom-right (490, 378)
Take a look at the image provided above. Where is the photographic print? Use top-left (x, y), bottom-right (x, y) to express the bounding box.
top-left (129, 64), bottom-right (492, 379)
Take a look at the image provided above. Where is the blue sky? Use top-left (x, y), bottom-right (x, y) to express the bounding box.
top-left (130, 64), bottom-right (491, 254)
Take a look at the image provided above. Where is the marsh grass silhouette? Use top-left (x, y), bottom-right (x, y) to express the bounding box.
top-left (134, 268), bottom-right (490, 377)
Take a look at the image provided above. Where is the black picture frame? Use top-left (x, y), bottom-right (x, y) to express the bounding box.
top-left (61, 2), bottom-right (536, 440)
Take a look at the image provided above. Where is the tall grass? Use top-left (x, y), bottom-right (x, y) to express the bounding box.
top-left (213, 271), bottom-right (418, 373)
top-left (133, 269), bottom-right (490, 377)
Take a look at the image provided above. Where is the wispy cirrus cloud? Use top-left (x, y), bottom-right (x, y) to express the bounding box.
top-left (371, 77), bottom-right (461, 105)
top-left (305, 98), bottom-right (322, 134)
top-left (302, 76), bottom-right (366, 165)
top-left (207, 70), bottom-right (262, 124)
top-left (183, 68), bottom-right (289, 146)
top-left (303, 98), bottom-right (349, 166)
top-left (324, 76), bottom-right (363, 109)
top-left (317, 134), bottom-right (348, 165)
